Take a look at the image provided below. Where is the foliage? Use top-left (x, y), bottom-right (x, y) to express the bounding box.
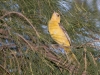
top-left (0, 0), bottom-right (100, 75)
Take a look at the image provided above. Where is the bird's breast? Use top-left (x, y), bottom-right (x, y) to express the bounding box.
top-left (48, 22), bottom-right (70, 46)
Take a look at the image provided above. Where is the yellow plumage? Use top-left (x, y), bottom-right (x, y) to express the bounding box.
top-left (48, 12), bottom-right (79, 65)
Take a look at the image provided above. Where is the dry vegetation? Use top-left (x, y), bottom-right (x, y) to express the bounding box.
top-left (0, 0), bottom-right (100, 75)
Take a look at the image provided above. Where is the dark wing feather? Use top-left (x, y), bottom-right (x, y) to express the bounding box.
top-left (59, 23), bottom-right (71, 45)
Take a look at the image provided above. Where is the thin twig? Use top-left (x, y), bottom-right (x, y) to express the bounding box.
top-left (0, 11), bottom-right (40, 37)
top-left (89, 52), bottom-right (97, 66)
top-left (16, 33), bottom-right (34, 51)
top-left (75, 39), bottom-right (100, 49)
top-left (83, 48), bottom-right (87, 75)
top-left (0, 64), bottom-right (11, 75)
top-left (39, 46), bottom-right (79, 74)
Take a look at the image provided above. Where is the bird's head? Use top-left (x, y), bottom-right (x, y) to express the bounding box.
top-left (50, 11), bottom-right (60, 23)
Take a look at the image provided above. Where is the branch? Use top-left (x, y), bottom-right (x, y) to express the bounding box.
top-left (40, 46), bottom-right (79, 74)
top-left (0, 11), bottom-right (40, 37)
top-left (0, 64), bottom-right (11, 75)
top-left (75, 39), bottom-right (100, 50)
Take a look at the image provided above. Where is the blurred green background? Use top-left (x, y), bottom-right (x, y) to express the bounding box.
top-left (0, 0), bottom-right (100, 75)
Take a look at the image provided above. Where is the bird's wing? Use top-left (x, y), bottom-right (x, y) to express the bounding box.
top-left (59, 23), bottom-right (71, 45)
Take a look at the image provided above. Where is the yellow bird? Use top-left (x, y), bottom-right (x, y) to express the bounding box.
top-left (48, 12), bottom-right (79, 65)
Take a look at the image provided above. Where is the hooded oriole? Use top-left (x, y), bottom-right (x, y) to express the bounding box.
top-left (48, 12), bottom-right (79, 65)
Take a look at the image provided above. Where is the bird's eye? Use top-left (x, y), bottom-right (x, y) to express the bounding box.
top-left (57, 14), bottom-right (59, 17)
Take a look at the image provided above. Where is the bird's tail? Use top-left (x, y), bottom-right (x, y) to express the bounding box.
top-left (63, 47), bottom-right (80, 65)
